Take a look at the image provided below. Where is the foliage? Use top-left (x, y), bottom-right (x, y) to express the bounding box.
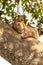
top-left (0, 0), bottom-right (43, 35)
top-left (0, 0), bottom-right (16, 23)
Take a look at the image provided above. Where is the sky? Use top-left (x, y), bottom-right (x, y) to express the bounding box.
top-left (0, 56), bottom-right (11, 65)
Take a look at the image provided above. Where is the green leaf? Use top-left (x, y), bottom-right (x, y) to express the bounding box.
top-left (0, 11), bottom-right (4, 15)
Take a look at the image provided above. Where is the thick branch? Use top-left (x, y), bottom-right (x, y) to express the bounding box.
top-left (0, 20), bottom-right (43, 65)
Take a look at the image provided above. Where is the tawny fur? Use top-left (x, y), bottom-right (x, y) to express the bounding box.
top-left (10, 16), bottom-right (39, 39)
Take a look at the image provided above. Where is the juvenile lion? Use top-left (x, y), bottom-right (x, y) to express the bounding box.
top-left (10, 16), bottom-right (39, 39)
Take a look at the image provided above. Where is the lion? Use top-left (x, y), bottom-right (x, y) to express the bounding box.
top-left (9, 15), bottom-right (39, 39)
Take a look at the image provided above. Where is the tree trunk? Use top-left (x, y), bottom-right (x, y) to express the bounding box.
top-left (0, 20), bottom-right (43, 65)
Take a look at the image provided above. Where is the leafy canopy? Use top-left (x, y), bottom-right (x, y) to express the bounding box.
top-left (0, 0), bottom-right (43, 35)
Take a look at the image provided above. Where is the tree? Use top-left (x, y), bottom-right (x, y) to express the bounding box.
top-left (0, 19), bottom-right (43, 65)
top-left (0, 0), bottom-right (43, 35)
top-left (0, 1), bottom-right (43, 65)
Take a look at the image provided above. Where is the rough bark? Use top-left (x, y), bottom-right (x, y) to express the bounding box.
top-left (0, 20), bottom-right (43, 65)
